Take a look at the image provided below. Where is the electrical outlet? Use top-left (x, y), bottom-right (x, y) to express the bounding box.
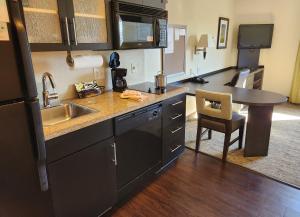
top-left (130, 64), bottom-right (137, 74)
top-left (93, 68), bottom-right (104, 80)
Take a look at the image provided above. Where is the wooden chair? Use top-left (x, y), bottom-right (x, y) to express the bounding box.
top-left (195, 90), bottom-right (246, 162)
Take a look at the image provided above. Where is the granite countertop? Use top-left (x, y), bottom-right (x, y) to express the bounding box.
top-left (43, 87), bottom-right (186, 141)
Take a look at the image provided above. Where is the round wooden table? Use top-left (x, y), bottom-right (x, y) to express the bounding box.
top-left (200, 85), bottom-right (287, 157)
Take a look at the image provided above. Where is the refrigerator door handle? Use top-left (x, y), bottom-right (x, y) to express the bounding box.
top-left (7, 0), bottom-right (38, 99)
top-left (28, 101), bottom-right (49, 192)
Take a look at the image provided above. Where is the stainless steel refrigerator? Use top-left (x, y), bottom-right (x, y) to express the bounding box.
top-left (0, 0), bottom-right (54, 216)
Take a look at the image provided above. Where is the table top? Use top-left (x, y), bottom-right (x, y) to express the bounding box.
top-left (176, 69), bottom-right (287, 106)
top-left (200, 85), bottom-right (287, 106)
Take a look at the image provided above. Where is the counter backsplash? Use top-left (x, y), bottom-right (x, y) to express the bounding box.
top-left (31, 49), bottom-right (161, 104)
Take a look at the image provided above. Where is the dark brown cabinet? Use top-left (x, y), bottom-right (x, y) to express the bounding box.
top-left (46, 120), bottom-right (116, 217)
top-left (41, 94), bottom-right (186, 216)
top-left (121, 0), bottom-right (143, 4)
top-left (162, 94), bottom-right (186, 166)
top-left (143, 0), bottom-right (167, 9)
top-left (48, 138), bottom-right (116, 217)
top-left (21, 0), bottom-right (112, 51)
top-left (121, 0), bottom-right (167, 9)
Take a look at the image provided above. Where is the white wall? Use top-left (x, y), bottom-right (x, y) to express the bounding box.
top-left (32, 49), bottom-right (146, 101)
top-left (165, 0), bottom-right (237, 83)
top-left (31, 0), bottom-right (300, 101)
top-left (234, 0), bottom-right (300, 96)
top-left (32, 0), bottom-right (238, 101)
top-left (0, 0), bottom-right (9, 22)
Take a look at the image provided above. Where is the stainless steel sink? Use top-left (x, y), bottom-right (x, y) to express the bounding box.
top-left (41, 103), bottom-right (97, 126)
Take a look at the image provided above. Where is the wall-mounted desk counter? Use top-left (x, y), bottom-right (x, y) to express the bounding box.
top-left (176, 68), bottom-right (287, 157)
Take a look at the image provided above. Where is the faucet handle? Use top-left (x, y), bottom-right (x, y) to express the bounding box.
top-left (48, 93), bottom-right (60, 107)
top-left (48, 92), bottom-right (59, 99)
top-left (42, 72), bottom-right (60, 108)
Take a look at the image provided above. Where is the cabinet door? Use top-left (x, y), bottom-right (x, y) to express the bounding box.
top-left (69, 0), bottom-right (112, 50)
top-left (122, 0), bottom-right (143, 4)
top-left (0, 102), bottom-right (54, 217)
top-left (48, 137), bottom-right (117, 217)
top-left (21, 0), bottom-right (69, 51)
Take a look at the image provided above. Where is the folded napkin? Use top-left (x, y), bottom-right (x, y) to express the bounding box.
top-left (120, 90), bottom-right (147, 102)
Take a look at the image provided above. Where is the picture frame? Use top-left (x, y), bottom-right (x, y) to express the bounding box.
top-left (217, 17), bottom-right (229, 49)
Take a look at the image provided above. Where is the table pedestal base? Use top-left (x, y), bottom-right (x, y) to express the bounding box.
top-left (244, 105), bottom-right (274, 157)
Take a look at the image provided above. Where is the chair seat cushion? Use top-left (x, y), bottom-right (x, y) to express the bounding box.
top-left (200, 112), bottom-right (245, 133)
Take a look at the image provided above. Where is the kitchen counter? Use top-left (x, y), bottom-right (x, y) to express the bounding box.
top-left (43, 87), bottom-right (186, 141)
top-left (177, 68), bottom-right (264, 95)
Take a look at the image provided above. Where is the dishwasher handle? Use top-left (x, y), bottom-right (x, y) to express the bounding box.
top-left (115, 103), bottom-right (162, 123)
top-left (115, 103), bottom-right (162, 136)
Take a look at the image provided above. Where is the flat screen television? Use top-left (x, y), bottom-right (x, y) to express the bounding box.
top-left (238, 24), bottom-right (274, 49)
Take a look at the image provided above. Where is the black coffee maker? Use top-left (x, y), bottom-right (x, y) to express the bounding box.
top-left (109, 52), bottom-right (127, 92)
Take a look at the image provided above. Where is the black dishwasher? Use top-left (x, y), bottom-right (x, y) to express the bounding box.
top-left (115, 103), bottom-right (162, 200)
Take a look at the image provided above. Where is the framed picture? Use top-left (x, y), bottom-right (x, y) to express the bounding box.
top-left (217, 17), bottom-right (229, 49)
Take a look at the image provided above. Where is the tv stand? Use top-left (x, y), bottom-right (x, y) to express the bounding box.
top-left (237, 49), bottom-right (261, 69)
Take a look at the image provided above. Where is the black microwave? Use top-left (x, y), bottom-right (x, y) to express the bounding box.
top-left (111, 1), bottom-right (168, 50)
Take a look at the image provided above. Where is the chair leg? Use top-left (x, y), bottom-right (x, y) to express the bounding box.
top-left (238, 124), bottom-right (245, 149)
top-left (208, 129), bottom-right (212, 140)
top-left (222, 133), bottom-right (231, 162)
top-left (195, 118), bottom-right (202, 153)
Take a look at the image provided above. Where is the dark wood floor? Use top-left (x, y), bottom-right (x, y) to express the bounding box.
top-left (112, 150), bottom-right (300, 217)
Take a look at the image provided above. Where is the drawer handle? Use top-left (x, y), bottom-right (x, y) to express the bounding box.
top-left (170, 126), bottom-right (183, 134)
top-left (171, 145), bottom-right (182, 153)
top-left (171, 114), bottom-right (183, 120)
top-left (171, 100), bottom-right (184, 106)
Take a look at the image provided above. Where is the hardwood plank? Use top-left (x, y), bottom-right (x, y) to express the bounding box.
top-left (284, 208), bottom-right (300, 217)
top-left (112, 150), bottom-right (300, 217)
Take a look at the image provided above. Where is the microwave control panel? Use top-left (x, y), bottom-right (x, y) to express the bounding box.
top-left (157, 19), bottom-right (167, 48)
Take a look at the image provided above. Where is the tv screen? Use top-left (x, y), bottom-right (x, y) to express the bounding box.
top-left (238, 24), bottom-right (274, 49)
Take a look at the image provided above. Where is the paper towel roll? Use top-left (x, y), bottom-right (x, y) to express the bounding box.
top-left (71, 55), bottom-right (104, 69)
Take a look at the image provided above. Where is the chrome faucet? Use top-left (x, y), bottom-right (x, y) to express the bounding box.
top-left (42, 72), bottom-right (59, 108)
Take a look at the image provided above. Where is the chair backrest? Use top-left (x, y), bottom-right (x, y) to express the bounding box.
top-left (196, 89), bottom-right (233, 120)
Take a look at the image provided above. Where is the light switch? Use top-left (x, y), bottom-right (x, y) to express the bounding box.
top-left (131, 64), bottom-right (137, 74)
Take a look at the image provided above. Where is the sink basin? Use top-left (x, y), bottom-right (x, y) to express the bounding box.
top-left (41, 103), bottom-right (97, 126)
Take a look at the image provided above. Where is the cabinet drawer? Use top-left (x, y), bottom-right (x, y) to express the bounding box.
top-left (163, 127), bottom-right (185, 163)
top-left (164, 123), bottom-right (185, 145)
top-left (164, 111), bottom-right (185, 128)
top-left (46, 119), bottom-right (113, 163)
top-left (164, 94), bottom-right (186, 118)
